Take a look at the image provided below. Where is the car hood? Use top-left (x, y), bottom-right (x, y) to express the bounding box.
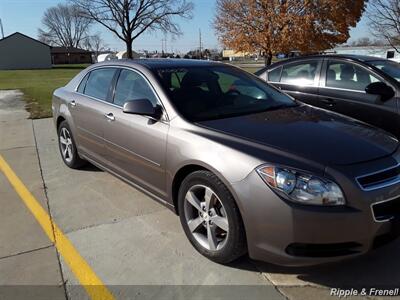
top-left (196, 105), bottom-right (398, 165)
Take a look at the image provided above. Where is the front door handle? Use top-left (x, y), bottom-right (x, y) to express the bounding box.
top-left (321, 98), bottom-right (335, 106)
top-left (104, 113), bottom-right (115, 121)
top-left (70, 100), bottom-right (77, 107)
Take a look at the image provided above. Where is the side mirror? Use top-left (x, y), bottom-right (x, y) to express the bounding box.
top-left (122, 99), bottom-right (162, 120)
top-left (365, 82), bottom-right (395, 102)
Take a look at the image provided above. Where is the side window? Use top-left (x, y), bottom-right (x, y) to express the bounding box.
top-left (77, 73), bottom-right (89, 93)
top-left (114, 69), bottom-right (159, 107)
top-left (84, 68), bottom-right (117, 101)
top-left (281, 61), bottom-right (319, 85)
top-left (326, 61), bottom-right (381, 91)
top-left (268, 67), bottom-right (282, 82)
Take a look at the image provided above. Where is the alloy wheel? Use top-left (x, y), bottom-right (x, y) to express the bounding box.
top-left (59, 127), bottom-right (73, 163)
top-left (183, 184), bottom-right (229, 251)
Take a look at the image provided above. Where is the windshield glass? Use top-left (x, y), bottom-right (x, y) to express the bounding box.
top-left (369, 60), bottom-right (400, 82)
top-left (155, 66), bottom-right (296, 121)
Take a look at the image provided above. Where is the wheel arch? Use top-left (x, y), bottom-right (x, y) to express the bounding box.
top-left (171, 162), bottom-right (242, 216)
top-left (56, 115), bottom-right (66, 129)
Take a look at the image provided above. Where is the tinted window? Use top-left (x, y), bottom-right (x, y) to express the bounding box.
top-left (84, 68), bottom-right (116, 101)
top-left (114, 69), bottom-right (158, 106)
top-left (326, 61), bottom-right (380, 91)
top-left (369, 60), bottom-right (400, 82)
top-left (77, 73), bottom-right (89, 93)
top-left (156, 66), bottom-right (296, 121)
top-left (281, 61), bottom-right (319, 85)
top-left (268, 67), bottom-right (281, 82)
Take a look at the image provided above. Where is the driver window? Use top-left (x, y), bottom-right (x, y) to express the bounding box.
top-left (114, 69), bottom-right (159, 107)
top-left (326, 61), bottom-right (381, 91)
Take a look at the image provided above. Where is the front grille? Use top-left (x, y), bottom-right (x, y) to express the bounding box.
top-left (356, 164), bottom-right (400, 191)
top-left (372, 197), bottom-right (400, 222)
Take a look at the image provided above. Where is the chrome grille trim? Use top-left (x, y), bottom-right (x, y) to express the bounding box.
top-left (370, 196), bottom-right (400, 223)
top-left (356, 163), bottom-right (400, 191)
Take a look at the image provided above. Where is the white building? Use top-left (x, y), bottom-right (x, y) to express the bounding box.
top-left (330, 46), bottom-right (400, 62)
top-left (0, 32), bottom-right (51, 69)
top-left (97, 53), bottom-right (117, 62)
top-left (116, 50), bottom-right (140, 59)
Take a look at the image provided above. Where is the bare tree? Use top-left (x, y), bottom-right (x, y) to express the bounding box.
top-left (83, 33), bottom-right (108, 59)
top-left (69, 0), bottom-right (193, 58)
top-left (38, 3), bottom-right (92, 48)
top-left (367, 0), bottom-right (400, 52)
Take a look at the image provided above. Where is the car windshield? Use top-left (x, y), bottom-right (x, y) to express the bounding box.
top-left (155, 66), bottom-right (296, 121)
top-left (369, 60), bottom-right (400, 82)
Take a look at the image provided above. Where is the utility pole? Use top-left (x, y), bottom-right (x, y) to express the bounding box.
top-left (161, 37), bottom-right (167, 55)
top-left (199, 29), bottom-right (202, 59)
top-left (0, 19), bottom-right (4, 39)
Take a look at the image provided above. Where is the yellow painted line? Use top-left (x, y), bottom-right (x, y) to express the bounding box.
top-left (0, 154), bottom-right (115, 300)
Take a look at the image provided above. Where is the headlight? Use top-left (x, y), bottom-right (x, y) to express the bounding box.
top-left (256, 165), bottom-right (345, 206)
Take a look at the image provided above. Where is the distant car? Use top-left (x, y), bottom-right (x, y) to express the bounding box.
top-left (53, 59), bottom-right (400, 266)
top-left (256, 55), bottom-right (400, 137)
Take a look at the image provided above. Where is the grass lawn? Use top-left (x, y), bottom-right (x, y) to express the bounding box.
top-left (0, 64), bottom-right (89, 118)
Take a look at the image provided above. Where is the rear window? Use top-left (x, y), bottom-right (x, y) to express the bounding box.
top-left (281, 61), bottom-right (319, 85)
top-left (84, 68), bottom-right (117, 101)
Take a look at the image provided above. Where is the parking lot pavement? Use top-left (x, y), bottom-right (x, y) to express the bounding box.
top-left (0, 91), bottom-right (66, 300)
top-left (2, 89), bottom-right (400, 300)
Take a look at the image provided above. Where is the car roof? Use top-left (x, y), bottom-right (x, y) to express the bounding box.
top-left (264, 54), bottom-right (388, 70)
top-left (94, 58), bottom-right (224, 70)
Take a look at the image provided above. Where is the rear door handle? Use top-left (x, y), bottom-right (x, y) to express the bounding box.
top-left (104, 112), bottom-right (115, 121)
top-left (321, 98), bottom-right (335, 106)
top-left (70, 100), bottom-right (76, 107)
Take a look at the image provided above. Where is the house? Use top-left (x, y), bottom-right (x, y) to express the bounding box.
top-left (0, 32), bottom-right (51, 70)
top-left (222, 49), bottom-right (259, 61)
top-left (97, 52), bottom-right (117, 62)
top-left (116, 50), bottom-right (140, 59)
top-left (51, 47), bottom-right (93, 64)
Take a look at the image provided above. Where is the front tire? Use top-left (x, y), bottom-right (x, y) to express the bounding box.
top-left (178, 170), bottom-right (247, 263)
top-left (58, 120), bottom-right (85, 169)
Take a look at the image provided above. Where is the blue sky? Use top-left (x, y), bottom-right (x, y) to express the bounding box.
top-left (0, 0), bottom-right (369, 53)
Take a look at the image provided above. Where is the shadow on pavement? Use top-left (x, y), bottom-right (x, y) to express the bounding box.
top-left (80, 163), bottom-right (103, 172)
top-left (228, 239), bottom-right (400, 288)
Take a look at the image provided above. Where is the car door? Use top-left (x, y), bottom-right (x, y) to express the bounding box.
top-left (72, 67), bottom-right (118, 163)
top-left (103, 68), bottom-right (169, 199)
top-left (266, 59), bottom-right (322, 106)
top-left (318, 59), bottom-right (399, 136)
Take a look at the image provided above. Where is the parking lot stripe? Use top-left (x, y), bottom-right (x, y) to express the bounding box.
top-left (0, 154), bottom-right (115, 300)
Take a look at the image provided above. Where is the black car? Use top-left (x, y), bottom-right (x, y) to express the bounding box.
top-left (256, 54), bottom-right (400, 137)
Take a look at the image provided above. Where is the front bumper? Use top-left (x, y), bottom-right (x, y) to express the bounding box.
top-left (231, 165), bottom-right (400, 267)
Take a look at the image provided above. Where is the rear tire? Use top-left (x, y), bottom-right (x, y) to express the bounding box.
top-left (57, 120), bottom-right (86, 169)
top-left (178, 170), bottom-right (247, 263)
